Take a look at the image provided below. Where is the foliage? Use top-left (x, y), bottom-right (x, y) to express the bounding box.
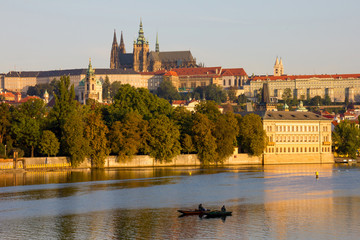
top-left (237, 114), bottom-right (267, 156)
top-left (213, 112), bottom-right (239, 163)
top-left (109, 112), bottom-right (148, 157)
top-left (195, 100), bottom-right (221, 121)
top-left (324, 94), bottom-right (332, 105)
top-left (156, 79), bottom-right (181, 101)
top-left (102, 76), bottom-right (111, 100)
top-left (181, 134), bottom-right (195, 154)
top-left (38, 130), bottom-right (60, 157)
top-left (146, 115), bottom-right (181, 162)
top-left (227, 86), bottom-right (237, 102)
top-left (0, 103), bottom-right (12, 144)
top-left (104, 84), bottom-right (173, 125)
top-left (170, 107), bottom-right (195, 154)
top-left (61, 107), bottom-right (89, 167)
top-left (193, 84), bottom-right (227, 103)
top-left (309, 96), bottom-right (322, 106)
top-left (10, 99), bottom-right (46, 157)
top-left (282, 88), bottom-right (292, 104)
top-left (332, 121), bottom-right (360, 159)
top-left (84, 111), bottom-right (110, 168)
top-left (192, 113), bottom-right (217, 165)
top-left (110, 81), bottom-right (122, 98)
top-left (236, 94), bottom-right (247, 104)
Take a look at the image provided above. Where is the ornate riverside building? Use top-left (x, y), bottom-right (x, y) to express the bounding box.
top-left (110, 20), bottom-right (197, 72)
top-left (78, 59), bottom-right (103, 104)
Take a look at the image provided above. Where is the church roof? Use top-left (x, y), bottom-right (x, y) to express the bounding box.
top-left (119, 53), bottom-right (134, 67)
top-left (221, 68), bottom-right (247, 76)
top-left (149, 51), bottom-right (194, 63)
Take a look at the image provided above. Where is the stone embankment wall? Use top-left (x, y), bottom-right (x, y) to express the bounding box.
top-left (0, 152), bottom-right (334, 169)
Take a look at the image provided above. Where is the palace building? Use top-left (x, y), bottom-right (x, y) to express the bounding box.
top-left (110, 20), bottom-right (197, 72)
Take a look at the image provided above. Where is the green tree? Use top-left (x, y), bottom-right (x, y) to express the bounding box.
top-left (102, 76), bottom-right (111, 100)
top-left (213, 112), bottom-right (239, 163)
top-left (195, 100), bottom-right (221, 121)
top-left (309, 96), bottom-right (322, 106)
top-left (170, 107), bottom-right (195, 154)
top-left (192, 113), bottom-right (217, 165)
top-left (109, 112), bottom-right (148, 157)
top-left (11, 99), bottom-right (46, 157)
top-left (332, 120), bottom-right (360, 159)
top-left (194, 84), bottom-right (227, 103)
top-left (156, 79), bottom-right (181, 101)
top-left (62, 108), bottom-right (89, 167)
top-left (237, 114), bottom-right (267, 156)
top-left (282, 88), bottom-right (292, 104)
top-left (227, 86), bottom-right (237, 102)
top-left (110, 81), bottom-right (122, 98)
top-left (0, 103), bottom-right (12, 144)
top-left (181, 134), bottom-right (195, 154)
top-left (38, 130), bottom-right (60, 157)
top-left (324, 94), bottom-right (332, 105)
top-left (85, 111), bottom-right (110, 168)
top-left (146, 115), bottom-right (181, 162)
top-left (236, 94), bottom-right (247, 104)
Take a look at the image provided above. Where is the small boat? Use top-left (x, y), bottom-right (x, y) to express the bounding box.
top-left (177, 209), bottom-right (209, 215)
top-left (204, 211), bottom-right (232, 218)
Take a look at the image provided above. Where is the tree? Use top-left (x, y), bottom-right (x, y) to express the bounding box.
top-left (102, 76), bottom-right (111, 101)
top-left (192, 113), bottom-right (217, 165)
top-left (146, 115), bottom-right (181, 162)
top-left (156, 79), bottom-right (181, 101)
top-left (227, 86), bottom-right (237, 102)
top-left (195, 100), bottom-right (221, 121)
top-left (193, 84), bottom-right (227, 103)
top-left (38, 130), bottom-right (60, 157)
top-left (109, 112), bottom-right (148, 157)
top-left (309, 96), bottom-right (322, 106)
top-left (170, 107), bottom-right (195, 154)
top-left (84, 111), bottom-right (110, 168)
top-left (237, 114), bottom-right (267, 156)
top-left (332, 120), bottom-right (360, 159)
top-left (61, 108), bottom-right (89, 167)
top-left (11, 98), bottom-right (46, 157)
top-left (0, 103), bottom-right (12, 144)
top-left (236, 94), bottom-right (247, 104)
top-left (324, 94), bottom-right (332, 105)
top-left (282, 88), bottom-right (292, 104)
top-left (213, 112), bottom-right (239, 163)
top-left (181, 134), bottom-right (195, 154)
top-left (110, 81), bottom-right (122, 98)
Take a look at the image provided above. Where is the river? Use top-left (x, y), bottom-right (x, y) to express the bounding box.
top-left (0, 164), bottom-right (359, 239)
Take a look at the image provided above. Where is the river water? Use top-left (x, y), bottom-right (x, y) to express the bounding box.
top-left (0, 164), bottom-right (359, 240)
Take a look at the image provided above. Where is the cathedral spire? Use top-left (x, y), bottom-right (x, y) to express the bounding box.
top-left (136, 18), bottom-right (146, 44)
top-left (113, 29), bottom-right (117, 45)
top-left (119, 31), bottom-right (126, 54)
top-left (110, 30), bottom-right (119, 69)
top-left (155, 32), bottom-right (159, 52)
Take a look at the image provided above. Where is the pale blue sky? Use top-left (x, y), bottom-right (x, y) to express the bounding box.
top-left (1, 0), bottom-right (359, 75)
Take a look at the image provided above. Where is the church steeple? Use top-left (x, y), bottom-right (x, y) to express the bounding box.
top-left (155, 32), bottom-right (159, 52)
top-left (136, 18), bottom-right (147, 44)
top-left (87, 58), bottom-right (95, 77)
top-left (110, 30), bottom-right (119, 69)
top-left (119, 31), bottom-right (126, 54)
top-left (274, 56), bottom-right (284, 76)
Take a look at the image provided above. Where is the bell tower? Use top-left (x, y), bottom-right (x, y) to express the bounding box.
top-left (133, 19), bottom-right (149, 72)
top-left (274, 57), bottom-right (284, 76)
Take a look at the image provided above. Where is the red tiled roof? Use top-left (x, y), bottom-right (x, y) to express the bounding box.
top-left (172, 67), bottom-right (222, 77)
top-left (19, 96), bottom-right (41, 103)
top-left (0, 92), bottom-right (15, 98)
top-left (221, 68), bottom-right (247, 76)
top-left (164, 71), bottom-right (178, 76)
top-left (172, 100), bottom-right (186, 105)
top-left (250, 73), bottom-right (360, 81)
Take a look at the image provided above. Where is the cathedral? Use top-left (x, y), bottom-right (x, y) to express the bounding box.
top-left (110, 20), bottom-right (197, 72)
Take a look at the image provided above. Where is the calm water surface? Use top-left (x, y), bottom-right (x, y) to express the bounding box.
top-left (0, 164), bottom-right (359, 239)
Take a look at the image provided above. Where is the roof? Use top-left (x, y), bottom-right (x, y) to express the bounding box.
top-left (0, 92), bottom-right (15, 98)
top-left (172, 67), bottom-right (222, 77)
top-left (140, 70), bottom-right (166, 75)
top-left (119, 53), bottom-right (134, 67)
top-left (164, 71), bottom-right (178, 77)
top-left (19, 96), bottom-right (41, 103)
top-left (221, 68), bottom-right (247, 77)
top-left (249, 73), bottom-right (360, 81)
top-left (237, 111), bottom-right (331, 121)
top-left (153, 51), bottom-right (194, 62)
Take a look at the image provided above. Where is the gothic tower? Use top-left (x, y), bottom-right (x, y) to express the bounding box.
top-left (155, 32), bottom-right (159, 52)
top-left (119, 31), bottom-right (126, 54)
top-left (133, 19), bottom-right (149, 72)
top-left (110, 30), bottom-right (119, 69)
top-left (274, 57), bottom-right (284, 76)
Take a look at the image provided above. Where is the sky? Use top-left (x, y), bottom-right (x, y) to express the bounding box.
top-left (1, 0), bottom-right (360, 75)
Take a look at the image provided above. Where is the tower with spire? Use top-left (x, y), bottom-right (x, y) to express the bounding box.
top-left (119, 31), bottom-right (126, 54)
top-left (133, 18), bottom-right (149, 72)
top-left (155, 32), bottom-right (159, 52)
top-left (110, 30), bottom-right (119, 69)
top-left (274, 57), bottom-right (284, 76)
top-left (78, 59), bottom-right (103, 104)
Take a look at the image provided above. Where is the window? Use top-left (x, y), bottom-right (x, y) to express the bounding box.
top-left (223, 80), bottom-right (226, 86)
top-left (229, 79), bottom-right (231, 85)
top-left (92, 84), bottom-right (94, 90)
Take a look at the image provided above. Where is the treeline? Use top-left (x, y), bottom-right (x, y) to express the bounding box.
top-left (0, 76), bottom-right (267, 167)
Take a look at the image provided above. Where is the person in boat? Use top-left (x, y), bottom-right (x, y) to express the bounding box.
top-left (221, 205), bottom-right (226, 212)
top-left (198, 204), bottom-right (206, 211)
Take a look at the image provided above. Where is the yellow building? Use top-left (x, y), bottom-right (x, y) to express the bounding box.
top-left (262, 111), bottom-right (333, 164)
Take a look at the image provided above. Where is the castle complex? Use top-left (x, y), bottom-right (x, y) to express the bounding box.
top-left (110, 20), bottom-right (197, 72)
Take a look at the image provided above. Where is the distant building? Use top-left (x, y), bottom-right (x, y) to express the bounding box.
top-left (78, 59), bottom-right (103, 104)
top-left (110, 20), bottom-right (197, 72)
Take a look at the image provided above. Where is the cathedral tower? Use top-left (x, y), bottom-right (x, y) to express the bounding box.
top-left (155, 32), bottom-right (159, 52)
top-left (274, 57), bottom-right (284, 76)
top-left (110, 30), bottom-right (119, 69)
top-left (133, 19), bottom-right (149, 72)
top-left (119, 31), bottom-right (126, 54)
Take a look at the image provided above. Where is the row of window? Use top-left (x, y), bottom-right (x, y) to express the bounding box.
top-left (270, 135), bottom-right (330, 143)
top-left (223, 78), bottom-right (243, 86)
top-left (266, 146), bottom-right (331, 153)
top-left (266, 125), bottom-right (329, 132)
